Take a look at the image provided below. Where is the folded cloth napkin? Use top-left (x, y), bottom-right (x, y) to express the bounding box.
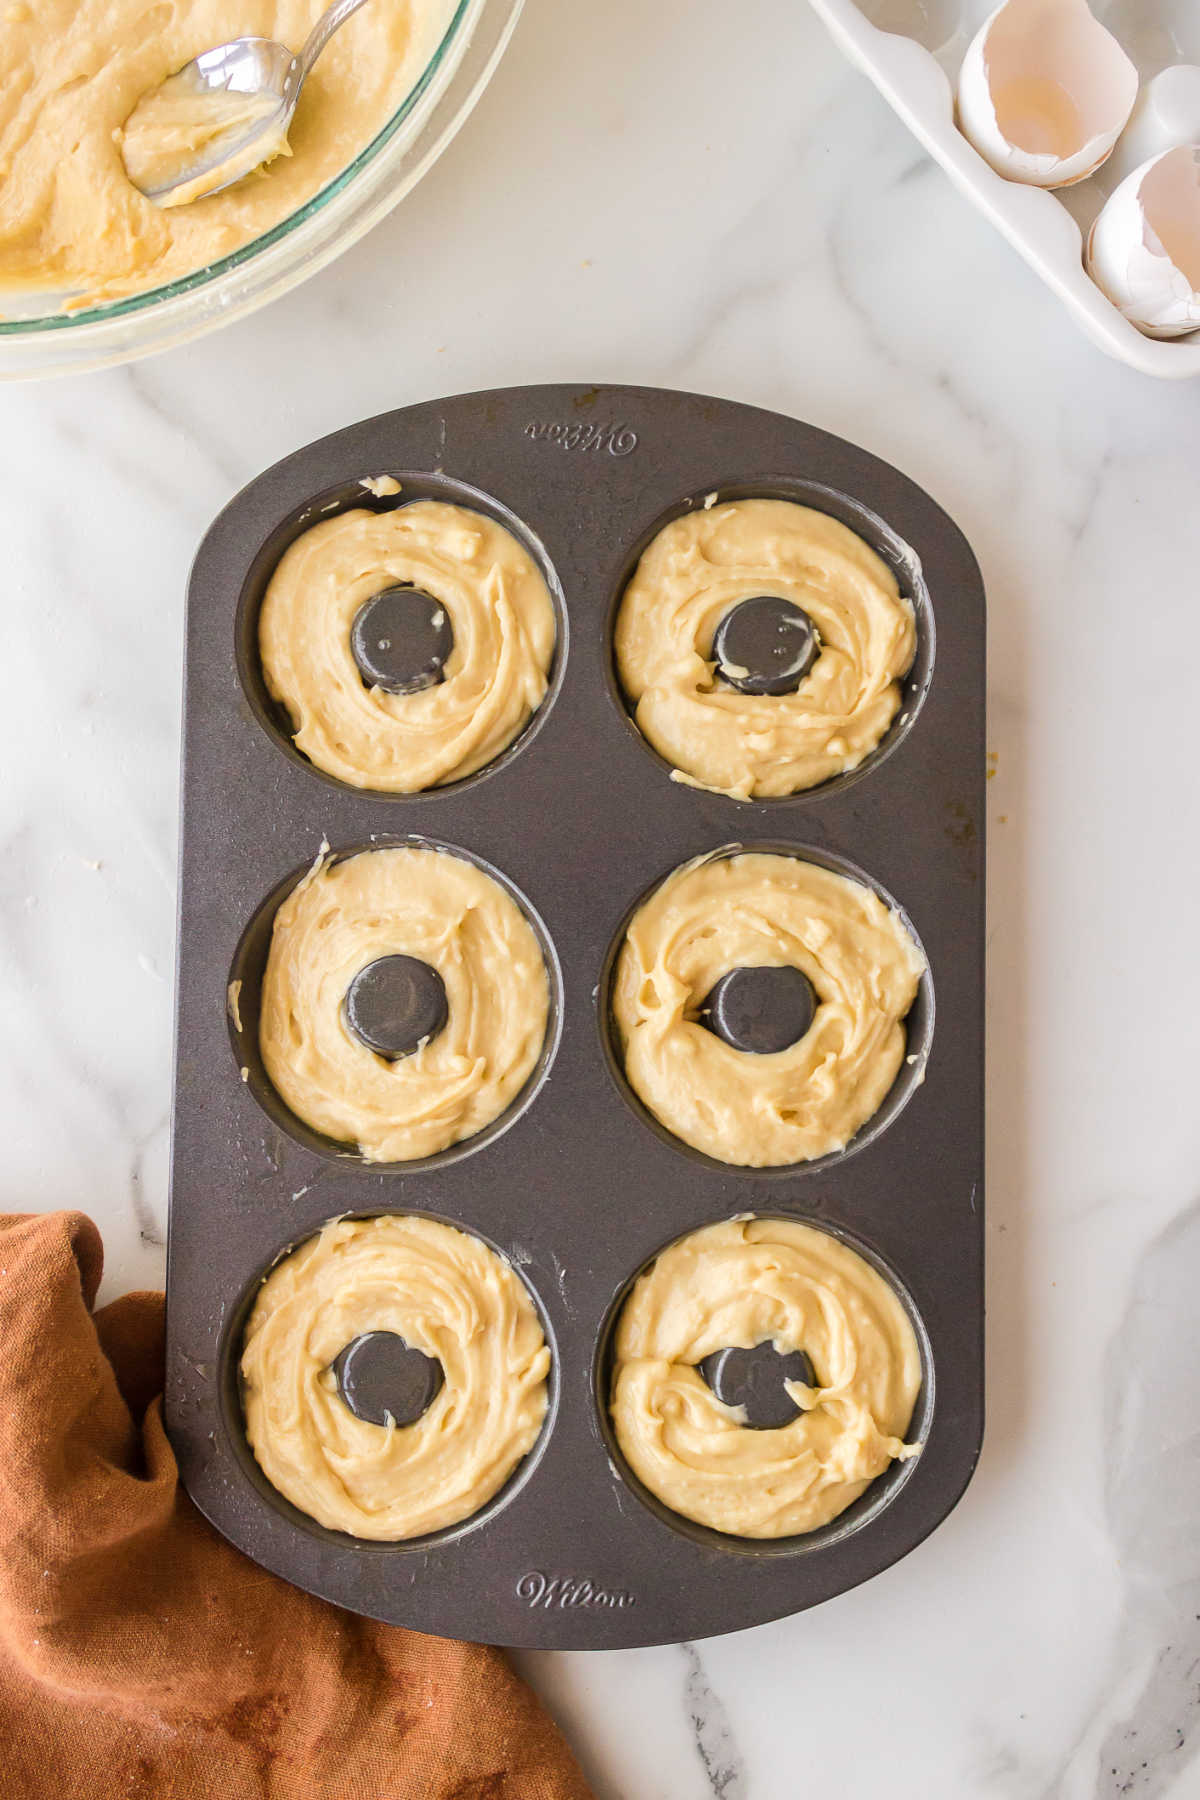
top-left (0, 1211), bottom-right (593, 1800)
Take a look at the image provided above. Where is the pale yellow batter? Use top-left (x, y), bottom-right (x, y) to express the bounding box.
top-left (0, 0), bottom-right (449, 306)
top-left (611, 851), bottom-right (925, 1167)
top-left (610, 1217), bottom-right (922, 1539)
top-left (259, 501), bottom-right (557, 792)
top-left (242, 1214), bottom-right (551, 1540)
top-left (260, 845), bottom-right (550, 1163)
top-left (121, 83), bottom-right (289, 207)
top-left (614, 499), bottom-right (916, 800)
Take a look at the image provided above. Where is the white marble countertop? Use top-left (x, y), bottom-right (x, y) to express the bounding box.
top-left (3, 0), bottom-right (1200, 1794)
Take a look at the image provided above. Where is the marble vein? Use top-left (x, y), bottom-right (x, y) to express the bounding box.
top-left (681, 1641), bottom-right (748, 1800)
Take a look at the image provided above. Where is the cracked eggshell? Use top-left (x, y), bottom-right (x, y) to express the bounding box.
top-left (957, 0), bottom-right (1139, 188)
top-left (1087, 146), bottom-right (1200, 338)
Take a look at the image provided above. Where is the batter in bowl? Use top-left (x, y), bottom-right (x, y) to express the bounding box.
top-left (610, 1216), bottom-right (922, 1539)
top-left (0, 0), bottom-right (450, 306)
top-left (614, 498), bottom-right (916, 799)
top-left (610, 850), bottom-right (926, 1167)
top-left (242, 1214), bottom-right (551, 1540)
top-left (259, 844), bottom-right (550, 1162)
top-left (259, 500), bottom-right (557, 792)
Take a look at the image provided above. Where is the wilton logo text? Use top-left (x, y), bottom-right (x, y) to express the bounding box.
top-left (516, 1572), bottom-right (637, 1610)
top-left (523, 421), bottom-right (638, 457)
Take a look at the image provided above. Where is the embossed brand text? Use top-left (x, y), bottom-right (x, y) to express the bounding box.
top-left (523, 421), bottom-right (638, 457)
top-left (516, 1571), bottom-right (637, 1609)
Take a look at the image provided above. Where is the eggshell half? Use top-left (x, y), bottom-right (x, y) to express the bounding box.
top-left (1087, 145), bottom-right (1200, 338)
top-left (957, 0), bottom-right (1139, 188)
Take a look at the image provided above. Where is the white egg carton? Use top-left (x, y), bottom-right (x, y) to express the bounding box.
top-left (809, 0), bottom-right (1200, 378)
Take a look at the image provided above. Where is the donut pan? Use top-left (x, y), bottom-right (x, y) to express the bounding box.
top-left (166, 382), bottom-right (985, 1650)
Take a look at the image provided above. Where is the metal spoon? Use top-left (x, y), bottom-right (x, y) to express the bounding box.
top-left (122, 0), bottom-right (372, 207)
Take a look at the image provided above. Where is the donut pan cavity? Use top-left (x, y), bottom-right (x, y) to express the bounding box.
top-left (167, 383), bottom-right (985, 1650)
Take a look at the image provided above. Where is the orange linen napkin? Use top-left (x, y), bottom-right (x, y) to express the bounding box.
top-left (0, 1210), bottom-right (593, 1799)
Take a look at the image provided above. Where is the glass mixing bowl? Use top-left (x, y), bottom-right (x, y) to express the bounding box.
top-left (0, 0), bottom-right (522, 381)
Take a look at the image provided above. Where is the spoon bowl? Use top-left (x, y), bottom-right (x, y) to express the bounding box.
top-left (122, 0), bottom-right (370, 206)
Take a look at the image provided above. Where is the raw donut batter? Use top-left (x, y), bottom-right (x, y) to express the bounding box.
top-left (611, 851), bottom-right (925, 1167)
top-left (259, 845), bottom-right (550, 1162)
top-left (614, 499), bottom-right (916, 799)
top-left (242, 1214), bottom-right (550, 1540)
top-left (610, 1217), bottom-right (922, 1538)
top-left (0, 0), bottom-right (449, 306)
top-left (259, 500), bottom-right (556, 792)
top-left (121, 83), bottom-right (289, 207)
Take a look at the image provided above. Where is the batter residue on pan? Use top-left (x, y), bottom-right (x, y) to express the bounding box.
top-left (259, 845), bottom-right (550, 1162)
top-left (259, 500), bottom-right (557, 791)
top-left (614, 499), bottom-right (916, 799)
top-left (242, 1215), bottom-right (551, 1540)
top-left (0, 1), bottom-right (451, 307)
top-left (610, 850), bottom-right (925, 1167)
top-left (610, 1217), bottom-right (922, 1538)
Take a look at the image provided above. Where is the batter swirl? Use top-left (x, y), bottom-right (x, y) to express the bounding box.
top-left (610, 1217), bottom-right (922, 1539)
top-left (260, 500), bottom-right (556, 792)
top-left (611, 851), bottom-right (925, 1167)
top-left (259, 845), bottom-right (550, 1162)
top-left (614, 498), bottom-right (916, 799)
top-left (242, 1215), bottom-right (550, 1540)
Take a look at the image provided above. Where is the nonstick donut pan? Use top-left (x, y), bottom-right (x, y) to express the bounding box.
top-left (166, 382), bottom-right (985, 1649)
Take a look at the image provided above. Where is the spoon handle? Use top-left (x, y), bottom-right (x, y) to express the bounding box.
top-left (297, 0), bottom-right (373, 81)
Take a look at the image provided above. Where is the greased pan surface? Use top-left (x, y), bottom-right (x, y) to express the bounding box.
top-left (166, 383), bottom-right (984, 1649)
